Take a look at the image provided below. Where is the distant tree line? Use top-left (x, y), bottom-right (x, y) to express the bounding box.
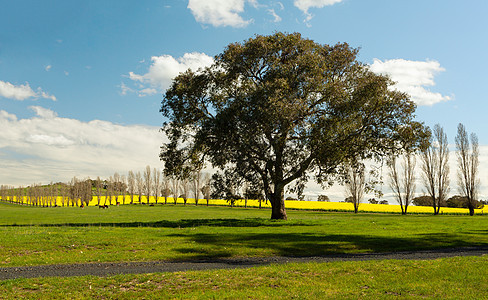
top-left (0, 166), bottom-right (268, 208)
top-left (0, 178), bottom-right (92, 207)
top-left (412, 195), bottom-right (486, 209)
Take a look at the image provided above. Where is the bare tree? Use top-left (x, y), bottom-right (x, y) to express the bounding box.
top-left (69, 177), bottom-right (78, 207)
top-left (161, 175), bottom-right (171, 204)
top-left (171, 176), bottom-right (179, 204)
top-left (17, 185), bottom-right (23, 205)
top-left (201, 173), bottom-right (211, 206)
top-left (80, 179), bottom-right (92, 207)
top-left (180, 178), bottom-right (190, 205)
top-left (456, 123), bottom-right (479, 216)
top-left (61, 183), bottom-right (69, 207)
top-left (113, 173), bottom-right (120, 205)
top-left (104, 180), bottom-right (110, 206)
top-left (420, 124), bottom-right (450, 215)
top-left (136, 171), bottom-right (144, 204)
top-left (120, 175), bottom-right (127, 205)
top-left (387, 152), bottom-right (416, 215)
top-left (95, 177), bottom-right (103, 206)
top-left (143, 166), bottom-right (152, 204)
top-left (191, 170), bottom-right (202, 206)
top-left (49, 182), bottom-right (56, 206)
top-left (153, 168), bottom-right (161, 204)
top-left (243, 181), bottom-right (249, 208)
top-left (344, 164), bottom-right (366, 214)
top-left (127, 171), bottom-right (136, 204)
top-left (107, 176), bottom-right (114, 206)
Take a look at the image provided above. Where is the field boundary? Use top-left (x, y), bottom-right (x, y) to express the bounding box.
top-left (2, 246), bottom-right (487, 280)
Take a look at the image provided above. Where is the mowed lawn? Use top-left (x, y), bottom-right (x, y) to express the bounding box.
top-left (0, 202), bottom-right (487, 267)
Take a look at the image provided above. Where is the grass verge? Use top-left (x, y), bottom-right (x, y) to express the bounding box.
top-left (1, 256), bottom-right (487, 299)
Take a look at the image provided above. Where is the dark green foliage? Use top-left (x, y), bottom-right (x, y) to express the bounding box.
top-left (317, 195), bottom-right (330, 202)
top-left (210, 172), bottom-right (242, 207)
top-left (446, 195), bottom-right (483, 209)
top-left (368, 198), bottom-right (378, 204)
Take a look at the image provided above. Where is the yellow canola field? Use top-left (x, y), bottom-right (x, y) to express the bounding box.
top-left (3, 196), bottom-right (486, 215)
top-left (283, 200), bottom-right (487, 215)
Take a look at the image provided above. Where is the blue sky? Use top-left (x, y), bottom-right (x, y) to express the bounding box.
top-left (1, 0), bottom-right (487, 200)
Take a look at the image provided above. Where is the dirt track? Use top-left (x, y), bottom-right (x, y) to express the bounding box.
top-left (1, 246), bottom-right (487, 280)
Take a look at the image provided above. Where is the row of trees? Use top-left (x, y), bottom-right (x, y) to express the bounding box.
top-left (0, 178), bottom-right (92, 207)
top-left (0, 166), bottom-right (270, 208)
top-left (343, 123), bottom-right (481, 215)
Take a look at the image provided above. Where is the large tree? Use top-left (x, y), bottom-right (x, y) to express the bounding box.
top-left (160, 32), bottom-right (427, 220)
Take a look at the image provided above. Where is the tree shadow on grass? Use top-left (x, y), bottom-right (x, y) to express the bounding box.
top-left (0, 218), bottom-right (311, 228)
top-left (170, 232), bottom-right (488, 259)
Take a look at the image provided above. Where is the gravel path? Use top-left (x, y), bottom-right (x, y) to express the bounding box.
top-left (1, 246), bottom-right (487, 280)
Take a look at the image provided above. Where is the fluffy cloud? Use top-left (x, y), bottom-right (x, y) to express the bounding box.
top-left (370, 59), bottom-right (451, 106)
top-left (0, 107), bottom-right (165, 185)
top-left (128, 52), bottom-right (214, 96)
top-left (188, 0), bottom-right (256, 28)
top-left (268, 9), bottom-right (282, 22)
top-left (0, 80), bottom-right (56, 101)
top-left (294, 0), bottom-right (343, 22)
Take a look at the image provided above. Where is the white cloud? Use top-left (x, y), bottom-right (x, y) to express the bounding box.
top-left (0, 107), bottom-right (166, 186)
top-left (139, 88), bottom-right (158, 97)
top-left (127, 52), bottom-right (214, 96)
top-left (0, 80), bottom-right (56, 101)
top-left (30, 106), bottom-right (58, 118)
top-left (294, 0), bottom-right (343, 22)
top-left (26, 134), bottom-right (75, 147)
top-left (119, 82), bottom-right (134, 96)
top-left (0, 81), bottom-right (37, 100)
top-left (370, 58), bottom-right (451, 106)
top-left (268, 9), bottom-right (282, 22)
top-left (38, 90), bottom-right (57, 101)
top-left (188, 0), bottom-right (255, 28)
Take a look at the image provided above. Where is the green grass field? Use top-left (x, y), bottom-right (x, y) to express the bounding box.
top-left (1, 202), bottom-right (487, 298)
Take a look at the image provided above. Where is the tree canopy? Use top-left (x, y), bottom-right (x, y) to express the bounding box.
top-left (160, 32), bottom-right (428, 220)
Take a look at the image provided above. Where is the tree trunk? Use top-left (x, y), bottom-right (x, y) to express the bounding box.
top-left (432, 200), bottom-right (438, 215)
top-left (270, 190), bottom-right (287, 220)
top-left (468, 202), bottom-right (475, 216)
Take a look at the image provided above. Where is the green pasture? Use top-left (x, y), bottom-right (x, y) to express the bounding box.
top-left (0, 202), bottom-right (487, 267)
top-left (1, 203), bottom-right (488, 299)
